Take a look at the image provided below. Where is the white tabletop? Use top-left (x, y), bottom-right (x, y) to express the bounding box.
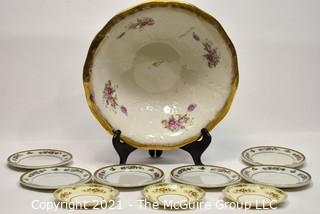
top-left (1, 0), bottom-right (319, 213)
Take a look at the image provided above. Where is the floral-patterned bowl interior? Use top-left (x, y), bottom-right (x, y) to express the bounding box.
top-left (83, 1), bottom-right (238, 149)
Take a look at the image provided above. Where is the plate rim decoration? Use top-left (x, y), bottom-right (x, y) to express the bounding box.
top-left (241, 146), bottom-right (305, 167)
top-left (170, 164), bottom-right (241, 188)
top-left (142, 182), bottom-right (206, 208)
top-left (222, 183), bottom-right (287, 207)
top-left (93, 164), bottom-right (165, 188)
top-left (53, 183), bottom-right (119, 208)
top-left (240, 165), bottom-right (312, 188)
top-left (83, 0), bottom-right (239, 150)
top-left (20, 166), bottom-right (92, 190)
top-left (7, 149), bottom-right (73, 169)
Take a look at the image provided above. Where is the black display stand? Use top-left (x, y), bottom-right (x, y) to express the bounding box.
top-left (112, 128), bottom-right (211, 165)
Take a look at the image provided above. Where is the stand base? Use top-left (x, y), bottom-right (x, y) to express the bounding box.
top-left (112, 128), bottom-right (211, 165)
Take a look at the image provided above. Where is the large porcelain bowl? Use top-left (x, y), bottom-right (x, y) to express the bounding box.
top-left (83, 1), bottom-right (239, 150)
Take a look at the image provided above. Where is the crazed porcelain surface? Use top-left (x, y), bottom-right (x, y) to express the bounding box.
top-left (83, 1), bottom-right (238, 149)
top-left (223, 183), bottom-right (287, 208)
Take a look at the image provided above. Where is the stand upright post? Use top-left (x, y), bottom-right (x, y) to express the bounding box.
top-left (180, 128), bottom-right (211, 165)
top-left (112, 130), bottom-right (136, 164)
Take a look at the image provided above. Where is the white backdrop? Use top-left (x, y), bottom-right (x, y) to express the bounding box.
top-left (1, 0), bottom-right (319, 213)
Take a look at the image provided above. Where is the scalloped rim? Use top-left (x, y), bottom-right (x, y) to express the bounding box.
top-left (53, 183), bottom-right (119, 208)
top-left (142, 182), bottom-right (206, 208)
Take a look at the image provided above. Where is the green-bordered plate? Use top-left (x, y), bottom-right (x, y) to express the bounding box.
top-left (94, 164), bottom-right (164, 188)
top-left (171, 165), bottom-right (241, 188)
top-left (241, 165), bottom-right (311, 188)
top-left (241, 146), bottom-right (305, 168)
top-left (20, 167), bottom-right (92, 190)
top-left (8, 149), bottom-right (72, 169)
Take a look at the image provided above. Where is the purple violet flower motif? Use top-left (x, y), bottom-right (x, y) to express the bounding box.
top-left (103, 80), bottom-right (118, 109)
top-left (187, 104), bottom-right (197, 112)
top-left (192, 32), bottom-right (200, 41)
top-left (162, 114), bottom-right (190, 132)
top-left (120, 106), bottom-right (128, 116)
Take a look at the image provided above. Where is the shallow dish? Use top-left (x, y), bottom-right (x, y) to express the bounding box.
top-left (7, 149), bottom-right (72, 169)
top-left (223, 183), bottom-right (287, 208)
top-left (171, 165), bottom-right (241, 188)
top-left (83, 1), bottom-right (238, 150)
top-left (241, 146), bottom-right (305, 168)
top-left (94, 164), bottom-right (164, 188)
top-left (54, 183), bottom-right (119, 208)
top-left (241, 165), bottom-right (311, 188)
top-left (20, 167), bottom-right (92, 190)
top-left (143, 183), bottom-right (205, 208)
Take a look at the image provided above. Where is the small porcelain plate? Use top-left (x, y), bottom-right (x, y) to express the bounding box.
top-left (143, 183), bottom-right (205, 208)
top-left (241, 165), bottom-right (311, 188)
top-left (54, 183), bottom-right (119, 208)
top-left (171, 165), bottom-right (241, 188)
top-left (241, 146), bottom-right (305, 167)
top-left (20, 167), bottom-right (92, 190)
top-left (94, 164), bottom-right (164, 188)
top-left (83, 1), bottom-right (239, 150)
top-left (7, 149), bottom-right (72, 169)
top-left (223, 183), bottom-right (287, 208)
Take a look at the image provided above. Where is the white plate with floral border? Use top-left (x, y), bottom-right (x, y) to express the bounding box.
top-left (241, 165), bottom-right (311, 188)
top-left (94, 164), bottom-right (164, 188)
top-left (7, 149), bottom-right (73, 169)
top-left (142, 183), bottom-right (205, 208)
top-left (54, 183), bottom-right (119, 209)
top-left (223, 183), bottom-right (287, 208)
top-left (171, 165), bottom-right (241, 188)
top-left (241, 146), bottom-right (305, 168)
top-left (20, 167), bottom-right (92, 190)
top-left (83, 1), bottom-right (238, 150)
